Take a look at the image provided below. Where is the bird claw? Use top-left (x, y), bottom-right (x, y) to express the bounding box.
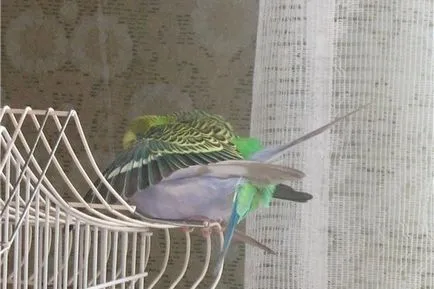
top-left (179, 219), bottom-right (225, 238)
top-left (180, 226), bottom-right (194, 233)
top-left (213, 225), bottom-right (224, 234)
top-left (200, 227), bottom-right (212, 238)
top-left (200, 221), bottom-right (225, 238)
top-left (180, 226), bottom-right (212, 238)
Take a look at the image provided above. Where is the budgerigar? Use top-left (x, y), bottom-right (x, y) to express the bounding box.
top-left (84, 111), bottom-right (310, 252)
top-left (85, 110), bottom-right (310, 211)
top-left (84, 105), bottom-right (368, 274)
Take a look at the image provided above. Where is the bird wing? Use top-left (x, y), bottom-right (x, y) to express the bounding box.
top-left (84, 114), bottom-right (243, 204)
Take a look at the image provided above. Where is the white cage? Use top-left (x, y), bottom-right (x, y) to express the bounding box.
top-left (0, 106), bottom-right (225, 289)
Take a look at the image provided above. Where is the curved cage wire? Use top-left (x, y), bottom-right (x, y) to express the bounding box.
top-left (0, 106), bottom-right (225, 289)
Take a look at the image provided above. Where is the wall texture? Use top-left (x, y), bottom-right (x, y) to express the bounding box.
top-left (1, 0), bottom-right (259, 288)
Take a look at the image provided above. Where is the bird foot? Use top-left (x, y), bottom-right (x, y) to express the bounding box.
top-left (200, 222), bottom-right (225, 238)
top-left (180, 226), bottom-right (194, 234)
top-left (213, 225), bottom-right (224, 234)
top-left (179, 218), bottom-right (225, 238)
top-left (200, 227), bottom-right (212, 238)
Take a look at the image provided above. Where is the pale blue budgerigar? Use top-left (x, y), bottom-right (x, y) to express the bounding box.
top-left (84, 104), bottom-right (368, 274)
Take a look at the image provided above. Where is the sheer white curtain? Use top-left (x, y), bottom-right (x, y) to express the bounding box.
top-left (246, 1), bottom-right (433, 288)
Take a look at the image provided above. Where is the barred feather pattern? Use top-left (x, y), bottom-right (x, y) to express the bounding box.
top-left (84, 110), bottom-right (244, 204)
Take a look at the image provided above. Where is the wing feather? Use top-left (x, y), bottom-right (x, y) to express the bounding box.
top-left (84, 111), bottom-right (243, 203)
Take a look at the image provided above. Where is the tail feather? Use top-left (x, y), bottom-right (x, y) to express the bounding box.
top-left (250, 104), bottom-right (371, 163)
top-left (213, 184), bottom-right (242, 277)
top-left (233, 230), bottom-right (276, 254)
top-left (273, 184), bottom-right (313, 202)
top-left (213, 209), bottom-right (239, 277)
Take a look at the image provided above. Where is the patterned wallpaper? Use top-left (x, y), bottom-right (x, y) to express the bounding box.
top-left (1, 0), bottom-right (259, 288)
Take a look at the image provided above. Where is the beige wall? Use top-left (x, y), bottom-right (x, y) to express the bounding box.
top-left (1, 0), bottom-right (258, 287)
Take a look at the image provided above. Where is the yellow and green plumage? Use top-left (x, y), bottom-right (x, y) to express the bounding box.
top-left (87, 110), bottom-right (286, 221)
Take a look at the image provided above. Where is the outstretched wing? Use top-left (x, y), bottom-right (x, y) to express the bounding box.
top-left (84, 111), bottom-right (243, 204)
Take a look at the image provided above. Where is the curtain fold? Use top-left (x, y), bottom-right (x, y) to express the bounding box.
top-left (247, 1), bottom-right (433, 288)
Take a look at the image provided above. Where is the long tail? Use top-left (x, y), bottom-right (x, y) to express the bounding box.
top-left (250, 103), bottom-right (371, 163)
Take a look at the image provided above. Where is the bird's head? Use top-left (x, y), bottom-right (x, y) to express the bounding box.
top-left (122, 115), bottom-right (173, 149)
